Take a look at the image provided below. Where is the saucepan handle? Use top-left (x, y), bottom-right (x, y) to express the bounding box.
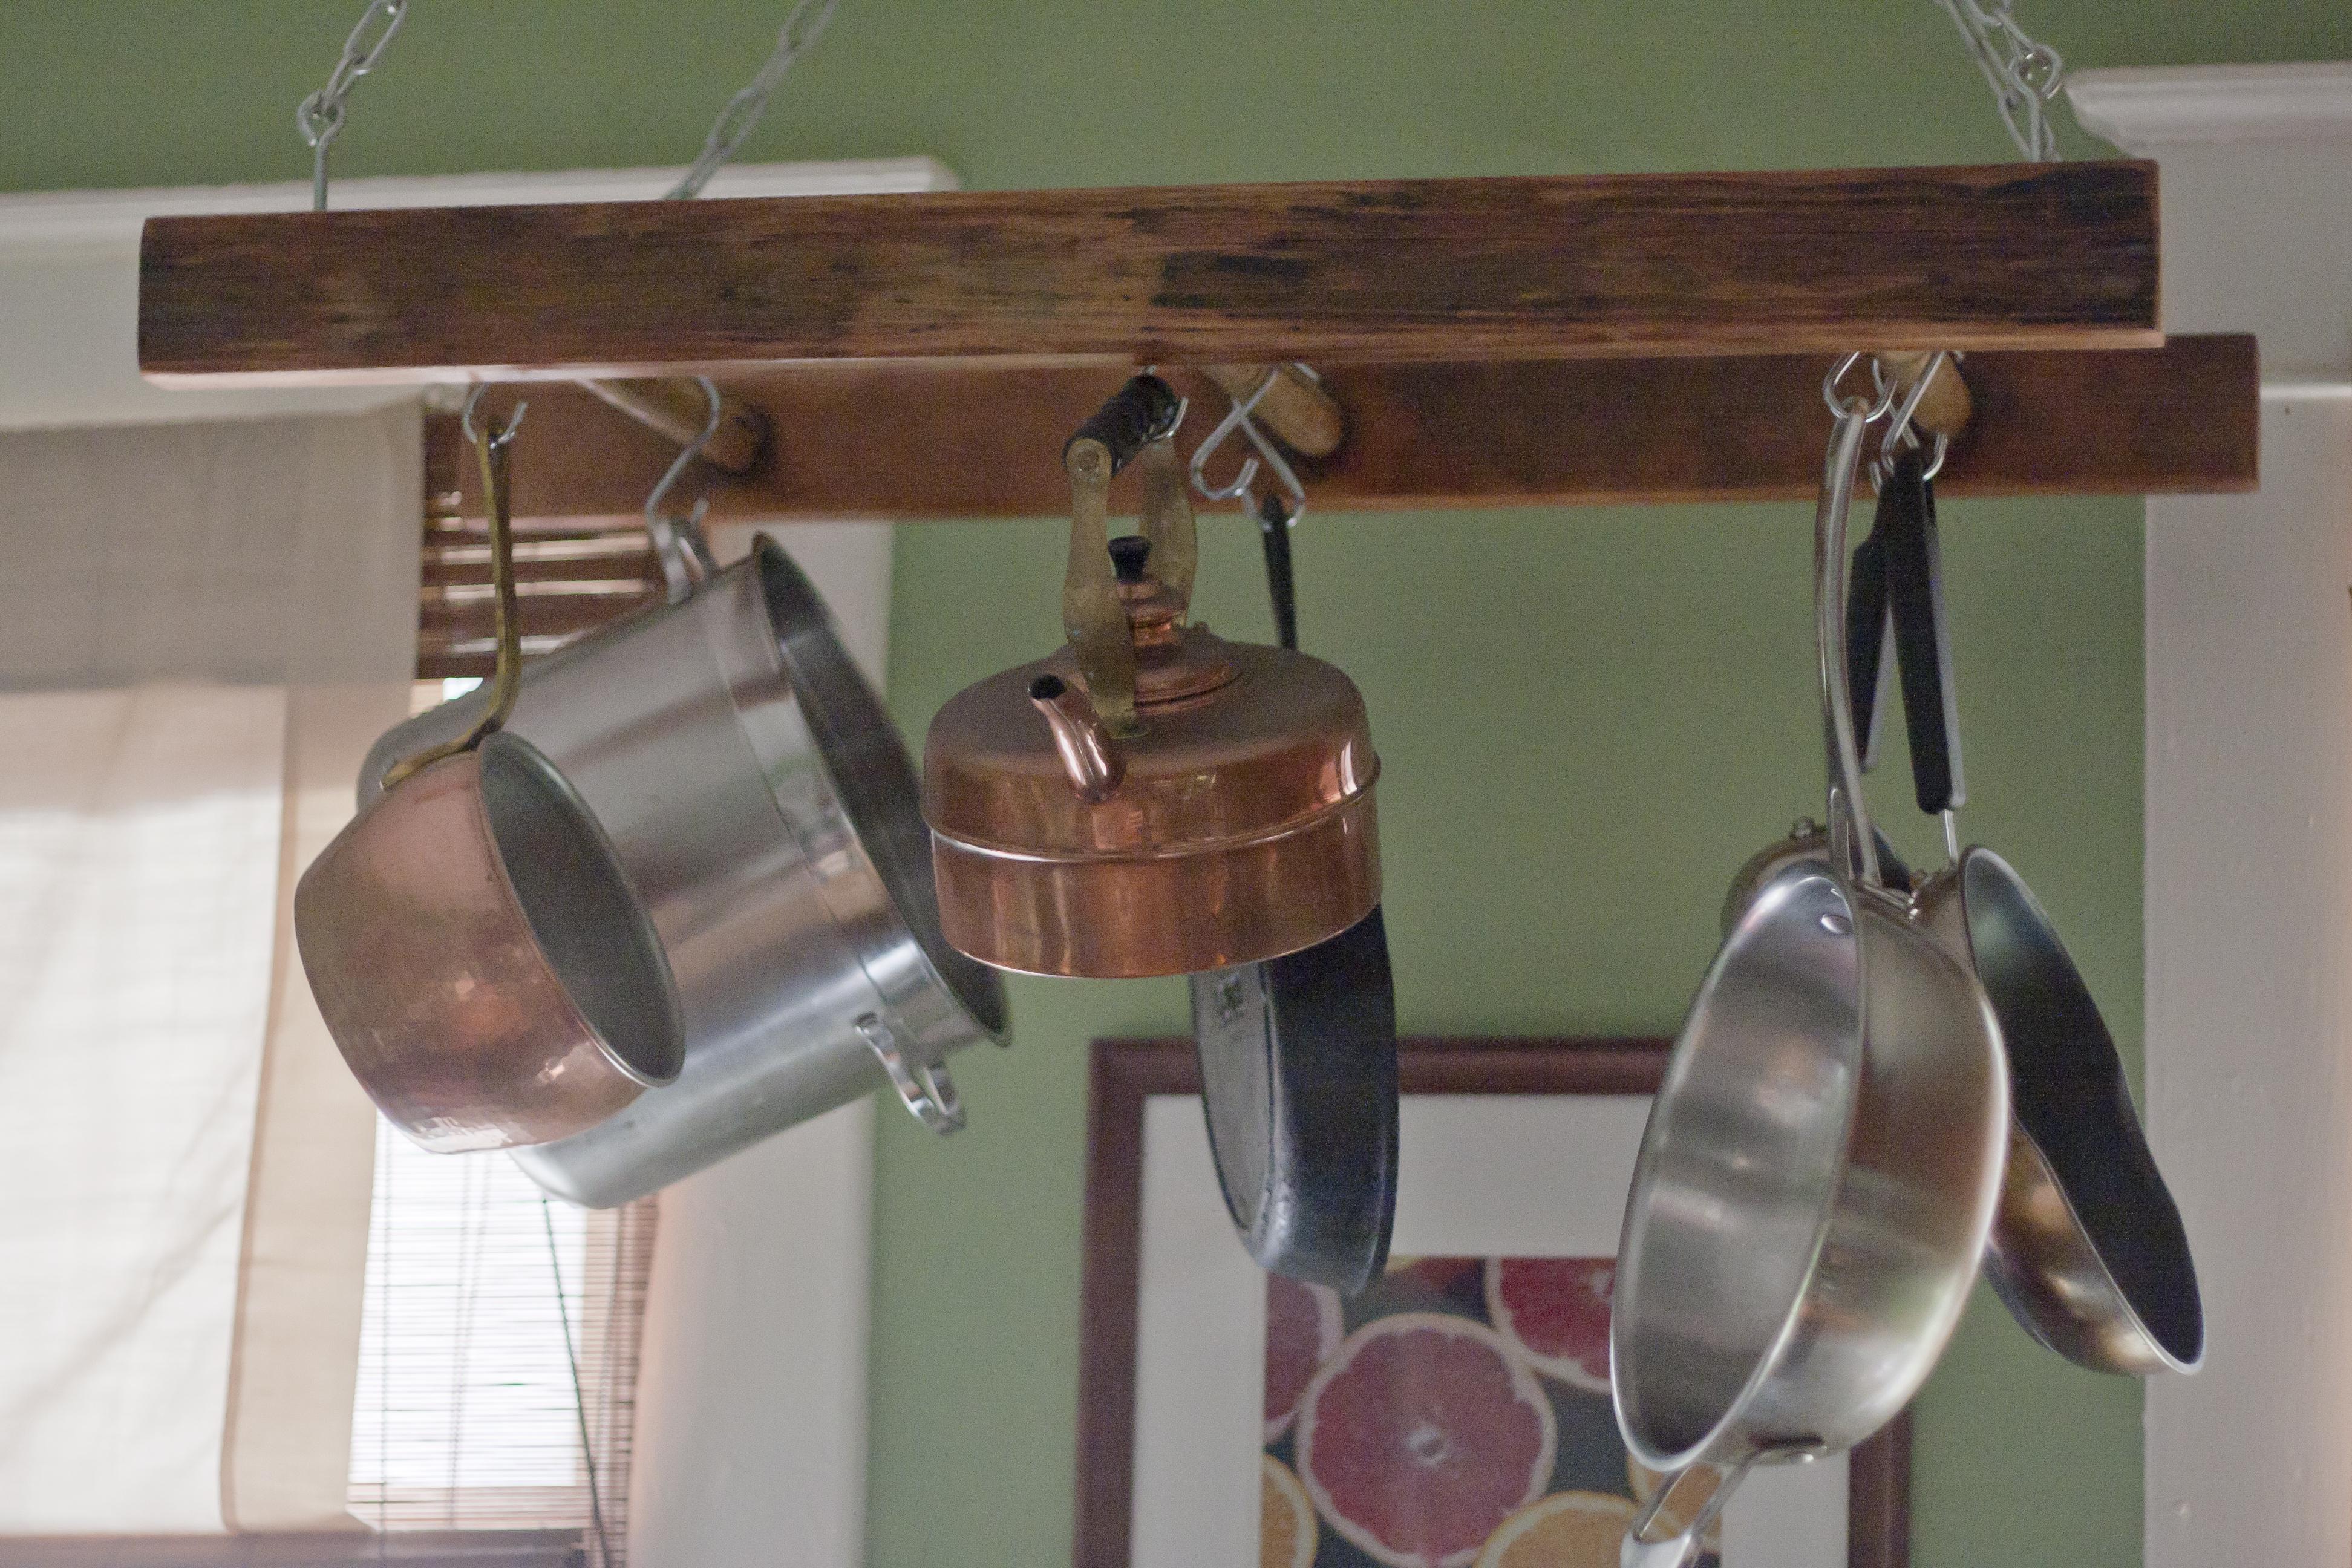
top-left (1620, 1451), bottom-right (1760, 1568)
top-left (1815, 356), bottom-right (1886, 890)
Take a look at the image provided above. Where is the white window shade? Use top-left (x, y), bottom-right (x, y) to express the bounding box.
top-left (0, 405), bottom-right (422, 1534)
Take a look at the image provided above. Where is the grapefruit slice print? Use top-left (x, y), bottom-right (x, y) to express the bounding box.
top-left (1261, 1454), bottom-right (1319, 1568)
top-left (1485, 1257), bottom-right (1614, 1393)
top-left (1473, 1489), bottom-right (1637, 1568)
top-left (1295, 1312), bottom-right (1559, 1568)
top-left (1265, 1273), bottom-right (1344, 1443)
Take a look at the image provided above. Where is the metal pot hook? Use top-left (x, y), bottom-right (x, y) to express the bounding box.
top-left (644, 376), bottom-right (725, 604)
top-left (1190, 364), bottom-right (1311, 524)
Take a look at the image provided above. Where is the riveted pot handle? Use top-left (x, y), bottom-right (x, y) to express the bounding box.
top-left (383, 391), bottom-right (524, 790)
top-left (857, 1012), bottom-right (965, 1136)
top-left (1621, 1452), bottom-right (1755, 1568)
top-left (1815, 368), bottom-right (1887, 891)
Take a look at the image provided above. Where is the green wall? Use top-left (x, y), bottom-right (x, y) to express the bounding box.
top-left (4, 5), bottom-right (2345, 1565)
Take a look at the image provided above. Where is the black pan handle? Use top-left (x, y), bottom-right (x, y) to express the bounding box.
top-left (1881, 446), bottom-right (1967, 815)
top-left (1257, 493), bottom-right (1300, 652)
top-left (1064, 374), bottom-right (1183, 477)
top-left (1847, 526), bottom-right (1892, 770)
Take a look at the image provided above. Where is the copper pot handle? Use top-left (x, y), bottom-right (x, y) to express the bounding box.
top-left (1060, 374), bottom-right (1183, 739)
top-left (383, 389), bottom-right (525, 789)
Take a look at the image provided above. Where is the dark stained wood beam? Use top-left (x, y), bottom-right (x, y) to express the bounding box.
top-left (421, 338), bottom-right (2258, 528)
top-left (143, 163), bottom-right (2160, 385)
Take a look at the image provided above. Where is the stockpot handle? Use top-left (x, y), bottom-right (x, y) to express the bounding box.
top-left (858, 1012), bottom-right (965, 1136)
top-left (1817, 356), bottom-right (1891, 892)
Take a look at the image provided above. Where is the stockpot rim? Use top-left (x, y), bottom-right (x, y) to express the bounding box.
top-left (747, 534), bottom-right (1010, 1042)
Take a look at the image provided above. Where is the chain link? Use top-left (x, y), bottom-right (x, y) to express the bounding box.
top-left (295, 0), bottom-right (410, 211)
top-left (665, 0), bottom-right (841, 200)
top-left (1930, 0), bottom-right (2066, 161)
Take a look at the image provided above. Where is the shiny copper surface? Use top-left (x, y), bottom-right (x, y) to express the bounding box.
top-left (295, 733), bottom-right (683, 1152)
top-left (926, 635), bottom-right (1381, 975)
top-left (934, 788), bottom-right (1379, 977)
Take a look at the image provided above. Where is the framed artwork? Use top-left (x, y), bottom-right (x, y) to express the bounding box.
top-left (1074, 1037), bottom-right (1909, 1568)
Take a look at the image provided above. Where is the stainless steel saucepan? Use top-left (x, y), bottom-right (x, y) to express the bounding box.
top-left (1612, 363), bottom-right (2009, 1567)
top-left (362, 524), bottom-right (1007, 1206)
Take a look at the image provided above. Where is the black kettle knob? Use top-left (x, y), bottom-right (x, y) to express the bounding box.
top-left (1108, 535), bottom-right (1153, 584)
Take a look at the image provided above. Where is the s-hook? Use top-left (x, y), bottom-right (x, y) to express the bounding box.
top-left (1191, 365), bottom-right (1315, 649)
top-left (642, 377), bottom-right (726, 603)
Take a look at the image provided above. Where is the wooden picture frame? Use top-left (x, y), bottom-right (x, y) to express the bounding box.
top-left (1073, 1036), bottom-right (1909, 1568)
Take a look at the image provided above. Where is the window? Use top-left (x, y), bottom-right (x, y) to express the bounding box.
top-left (348, 1120), bottom-right (655, 1566)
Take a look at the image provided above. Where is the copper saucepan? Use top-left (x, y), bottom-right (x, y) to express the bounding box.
top-left (295, 398), bottom-right (684, 1152)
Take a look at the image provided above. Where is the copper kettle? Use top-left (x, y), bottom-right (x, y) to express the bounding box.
top-left (923, 376), bottom-right (1380, 978)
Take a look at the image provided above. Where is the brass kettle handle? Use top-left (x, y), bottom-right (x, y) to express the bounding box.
top-left (1062, 374), bottom-right (1183, 739)
top-left (382, 389), bottom-right (526, 789)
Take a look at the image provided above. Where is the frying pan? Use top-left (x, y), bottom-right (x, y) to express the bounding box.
top-left (1186, 494), bottom-right (1399, 1293)
top-left (1875, 445), bottom-right (2204, 1376)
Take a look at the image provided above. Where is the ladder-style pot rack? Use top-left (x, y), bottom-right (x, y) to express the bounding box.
top-left (138, 160), bottom-right (2260, 518)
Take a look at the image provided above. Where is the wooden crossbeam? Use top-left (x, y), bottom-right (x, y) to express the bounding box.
top-left (144, 163), bottom-right (2160, 384)
top-left (422, 339), bottom-right (2258, 527)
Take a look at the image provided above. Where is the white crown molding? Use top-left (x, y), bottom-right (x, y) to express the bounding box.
top-left (2069, 62), bottom-right (2352, 149)
top-left (0, 155), bottom-right (956, 250)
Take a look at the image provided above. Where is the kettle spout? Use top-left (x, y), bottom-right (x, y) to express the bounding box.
top-left (1029, 675), bottom-right (1125, 802)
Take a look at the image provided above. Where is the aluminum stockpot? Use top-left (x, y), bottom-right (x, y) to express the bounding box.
top-left (362, 536), bottom-right (1007, 1206)
top-left (300, 729), bottom-right (685, 1152)
top-left (1912, 845), bottom-right (2203, 1374)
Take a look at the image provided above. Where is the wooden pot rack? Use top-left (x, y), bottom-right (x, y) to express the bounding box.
top-left (140, 159), bottom-right (2259, 532)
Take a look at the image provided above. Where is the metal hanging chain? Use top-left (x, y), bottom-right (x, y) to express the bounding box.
top-left (665, 0), bottom-right (842, 200)
top-left (1930, 0), bottom-right (2066, 162)
top-left (296, 0), bottom-right (411, 212)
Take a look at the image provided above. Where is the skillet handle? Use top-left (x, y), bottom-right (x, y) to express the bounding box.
top-left (1847, 526), bottom-right (1893, 771)
top-left (1258, 493), bottom-right (1300, 652)
top-left (1880, 447), bottom-right (1967, 816)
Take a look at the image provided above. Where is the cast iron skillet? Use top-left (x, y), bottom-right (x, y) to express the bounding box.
top-left (1186, 494), bottom-right (1399, 1294)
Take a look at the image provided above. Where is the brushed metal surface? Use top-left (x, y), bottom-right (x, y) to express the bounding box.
top-left (362, 540), bottom-right (1004, 1205)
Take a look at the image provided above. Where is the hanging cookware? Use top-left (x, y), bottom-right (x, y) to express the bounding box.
top-left (299, 397), bottom-right (685, 1153)
top-left (359, 436), bottom-right (1005, 1204)
top-left (1189, 491), bottom-right (1399, 1294)
top-left (1713, 479), bottom-right (1917, 936)
top-left (1869, 442), bottom-right (2203, 1376)
top-left (923, 375), bottom-right (1380, 978)
top-left (1613, 363), bottom-right (2008, 1567)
